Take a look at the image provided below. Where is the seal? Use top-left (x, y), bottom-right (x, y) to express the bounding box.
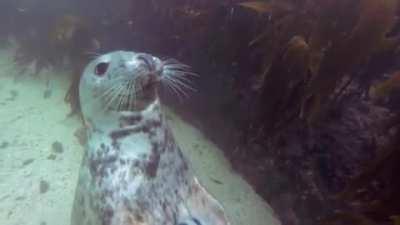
top-left (71, 51), bottom-right (230, 225)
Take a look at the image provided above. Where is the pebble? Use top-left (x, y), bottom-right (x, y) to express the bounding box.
top-left (39, 180), bottom-right (50, 194)
top-left (0, 141), bottom-right (9, 148)
top-left (43, 89), bottom-right (52, 99)
top-left (47, 154), bottom-right (57, 160)
top-left (22, 158), bottom-right (34, 166)
top-left (15, 196), bottom-right (26, 201)
top-left (52, 141), bottom-right (63, 153)
top-left (5, 90), bottom-right (18, 101)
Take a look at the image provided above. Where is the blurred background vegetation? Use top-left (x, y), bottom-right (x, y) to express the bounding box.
top-left (0, 0), bottom-right (399, 225)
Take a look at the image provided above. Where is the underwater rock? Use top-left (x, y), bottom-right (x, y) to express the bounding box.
top-left (7, 210), bottom-right (13, 218)
top-left (51, 141), bottom-right (63, 153)
top-left (39, 180), bottom-right (49, 194)
top-left (15, 196), bottom-right (26, 201)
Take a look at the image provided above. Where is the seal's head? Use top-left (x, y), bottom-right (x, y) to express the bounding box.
top-left (80, 51), bottom-right (162, 112)
top-left (79, 51), bottom-right (192, 125)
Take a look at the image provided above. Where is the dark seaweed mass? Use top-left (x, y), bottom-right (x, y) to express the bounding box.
top-left (1, 1), bottom-right (400, 225)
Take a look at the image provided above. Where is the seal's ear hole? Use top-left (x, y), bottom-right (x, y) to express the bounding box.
top-left (95, 62), bottom-right (109, 76)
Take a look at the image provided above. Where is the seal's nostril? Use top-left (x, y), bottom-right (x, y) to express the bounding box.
top-left (137, 53), bottom-right (156, 71)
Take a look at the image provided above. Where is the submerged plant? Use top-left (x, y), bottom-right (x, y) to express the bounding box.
top-left (54, 15), bottom-right (99, 116)
top-left (302, 0), bottom-right (399, 124)
top-left (13, 29), bottom-right (60, 76)
top-left (259, 35), bottom-right (311, 134)
top-left (329, 115), bottom-right (400, 225)
top-left (240, 0), bottom-right (400, 131)
top-left (369, 71), bottom-right (400, 100)
top-left (10, 13), bottom-right (99, 116)
top-left (12, 14), bottom-right (95, 77)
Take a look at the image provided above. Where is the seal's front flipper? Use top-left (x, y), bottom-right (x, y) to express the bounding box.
top-left (178, 178), bottom-right (230, 225)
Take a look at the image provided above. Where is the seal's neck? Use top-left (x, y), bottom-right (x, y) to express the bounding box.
top-left (84, 99), bottom-right (163, 134)
top-left (118, 99), bottom-right (164, 131)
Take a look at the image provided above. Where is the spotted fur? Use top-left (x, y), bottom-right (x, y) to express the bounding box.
top-left (71, 51), bottom-right (230, 225)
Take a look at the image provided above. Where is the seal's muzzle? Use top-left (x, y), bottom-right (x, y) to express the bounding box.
top-left (136, 53), bottom-right (163, 77)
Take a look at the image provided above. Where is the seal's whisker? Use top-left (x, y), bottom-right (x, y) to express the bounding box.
top-left (120, 82), bottom-right (131, 110)
top-left (169, 81), bottom-right (191, 99)
top-left (110, 84), bottom-right (127, 110)
top-left (163, 58), bottom-right (186, 65)
top-left (159, 77), bottom-right (181, 98)
top-left (162, 61), bottom-right (198, 99)
top-left (99, 84), bottom-right (118, 99)
top-left (110, 74), bottom-right (146, 111)
top-left (168, 70), bottom-right (198, 77)
top-left (105, 83), bottom-right (125, 110)
top-left (99, 83), bottom-right (122, 103)
top-left (163, 74), bottom-right (189, 94)
top-left (162, 77), bottom-right (189, 100)
top-left (162, 79), bottom-right (185, 101)
top-left (116, 83), bottom-right (127, 111)
top-left (162, 69), bottom-right (197, 95)
top-left (166, 72), bottom-right (195, 84)
top-left (163, 58), bottom-right (191, 68)
top-left (103, 87), bottom-right (120, 109)
top-left (163, 58), bottom-right (198, 76)
top-left (164, 64), bottom-right (191, 72)
top-left (164, 64), bottom-right (189, 70)
top-left (182, 71), bottom-right (199, 77)
top-left (97, 77), bottom-right (130, 100)
top-left (166, 75), bottom-right (197, 92)
top-left (127, 80), bottom-right (136, 111)
top-left (123, 86), bottom-right (130, 111)
top-left (124, 81), bottom-right (134, 110)
top-left (116, 77), bottom-right (139, 111)
top-left (98, 87), bottom-right (117, 105)
top-left (132, 80), bottom-right (139, 107)
top-left (164, 67), bottom-right (198, 77)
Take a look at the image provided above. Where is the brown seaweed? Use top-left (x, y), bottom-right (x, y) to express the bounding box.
top-left (302, 0), bottom-right (398, 124)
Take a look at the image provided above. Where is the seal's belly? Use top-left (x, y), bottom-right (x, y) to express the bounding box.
top-left (71, 139), bottom-right (192, 225)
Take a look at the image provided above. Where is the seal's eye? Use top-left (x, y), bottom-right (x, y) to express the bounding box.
top-left (95, 62), bottom-right (109, 76)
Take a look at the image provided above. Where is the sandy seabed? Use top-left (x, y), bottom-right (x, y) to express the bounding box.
top-left (0, 48), bottom-right (280, 225)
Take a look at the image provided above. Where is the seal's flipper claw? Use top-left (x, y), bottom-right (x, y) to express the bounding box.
top-left (179, 178), bottom-right (230, 225)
